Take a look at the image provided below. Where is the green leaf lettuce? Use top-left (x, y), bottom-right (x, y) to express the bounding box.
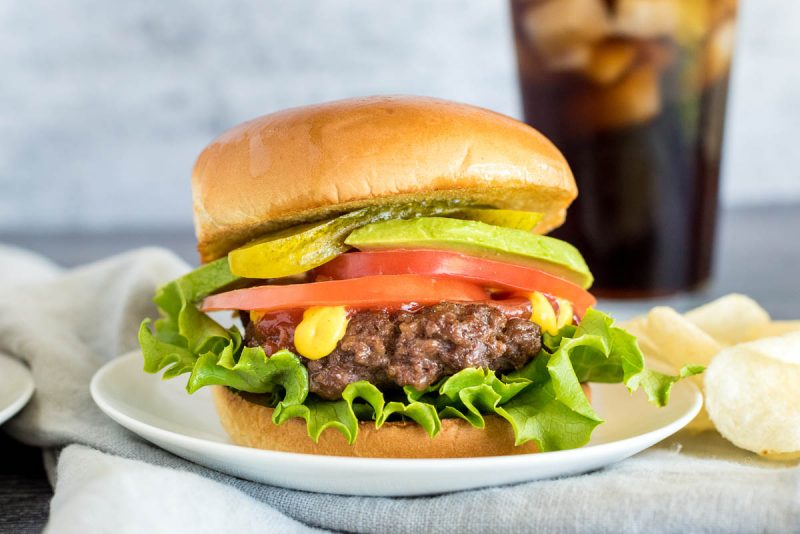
top-left (139, 262), bottom-right (701, 451)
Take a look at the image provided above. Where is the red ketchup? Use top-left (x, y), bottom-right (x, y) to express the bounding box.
top-left (245, 309), bottom-right (304, 356)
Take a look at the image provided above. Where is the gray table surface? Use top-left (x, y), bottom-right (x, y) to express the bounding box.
top-left (1, 203), bottom-right (798, 532)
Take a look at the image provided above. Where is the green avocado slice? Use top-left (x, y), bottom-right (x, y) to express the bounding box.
top-left (345, 217), bottom-right (594, 289)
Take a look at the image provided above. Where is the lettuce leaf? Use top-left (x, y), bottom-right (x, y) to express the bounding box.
top-left (140, 259), bottom-right (242, 382)
top-left (564, 309), bottom-right (704, 405)
top-left (500, 380), bottom-right (603, 451)
top-left (272, 381), bottom-right (443, 444)
top-left (139, 262), bottom-right (700, 451)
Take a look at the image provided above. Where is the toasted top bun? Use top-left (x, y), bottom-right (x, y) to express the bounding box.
top-left (213, 383), bottom-right (591, 458)
top-left (192, 96), bottom-right (576, 262)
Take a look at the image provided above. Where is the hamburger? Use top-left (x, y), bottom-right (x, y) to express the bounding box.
top-left (139, 96), bottom-right (699, 458)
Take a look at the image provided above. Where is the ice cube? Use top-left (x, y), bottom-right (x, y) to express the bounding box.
top-left (640, 39), bottom-right (678, 72)
top-left (545, 44), bottom-right (594, 72)
top-left (710, 0), bottom-right (738, 27)
top-left (675, 0), bottom-right (711, 46)
top-left (522, 0), bottom-right (610, 71)
top-left (612, 0), bottom-right (679, 38)
top-left (582, 40), bottom-right (638, 85)
top-left (568, 63), bottom-right (662, 133)
top-left (702, 19), bottom-right (736, 87)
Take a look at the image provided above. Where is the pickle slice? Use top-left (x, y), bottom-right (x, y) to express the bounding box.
top-left (228, 200), bottom-right (473, 279)
top-left (452, 208), bottom-right (544, 232)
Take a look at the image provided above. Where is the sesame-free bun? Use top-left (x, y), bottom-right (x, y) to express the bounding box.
top-left (213, 384), bottom-right (591, 458)
top-left (192, 96), bottom-right (576, 262)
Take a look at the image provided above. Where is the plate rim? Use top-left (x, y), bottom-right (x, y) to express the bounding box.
top-left (0, 353), bottom-right (35, 426)
top-left (91, 350), bottom-right (703, 471)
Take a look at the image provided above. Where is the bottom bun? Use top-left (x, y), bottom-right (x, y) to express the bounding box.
top-left (213, 383), bottom-right (592, 458)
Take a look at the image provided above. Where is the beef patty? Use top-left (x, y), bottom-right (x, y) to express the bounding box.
top-left (245, 302), bottom-right (542, 400)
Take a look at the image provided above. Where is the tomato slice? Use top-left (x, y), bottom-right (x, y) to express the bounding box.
top-left (315, 250), bottom-right (596, 315)
top-left (201, 274), bottom-right (489, 312)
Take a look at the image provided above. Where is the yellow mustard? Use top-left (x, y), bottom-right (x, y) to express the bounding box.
top-left (555, 298), bottom-right (574, 329)
top-left (293, 306), bottom-right (350, 360)
top-left (529, 291), bottom-right (558, 336)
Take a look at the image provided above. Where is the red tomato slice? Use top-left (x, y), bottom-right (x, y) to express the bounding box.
top-left (201, 274), bottom-right (489, 312)
top-left (315, 250), bottom-right (596, 315)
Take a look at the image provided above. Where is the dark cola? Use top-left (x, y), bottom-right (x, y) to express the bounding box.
top-left (511, 0), bottom-right (737, 296)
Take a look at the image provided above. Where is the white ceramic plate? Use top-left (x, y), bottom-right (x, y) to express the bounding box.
top-left (0, 353), bottom-right (35, 426)
top-left (91, 351), bottom-right (701, 496)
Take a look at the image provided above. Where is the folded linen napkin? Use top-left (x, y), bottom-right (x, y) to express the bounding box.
top-left (1, 245), bottom-right (798, 533)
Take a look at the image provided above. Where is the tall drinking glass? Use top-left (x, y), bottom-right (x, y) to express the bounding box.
top-left (511, 0), bottom-right (738, 297)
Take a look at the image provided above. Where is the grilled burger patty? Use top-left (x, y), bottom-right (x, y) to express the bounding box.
top-left (245, 302), bottom-right (543, 400)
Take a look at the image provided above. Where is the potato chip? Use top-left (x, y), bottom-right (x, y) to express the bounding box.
top-left (635, 306), bottom-right (722, 367)
top-left (622, 306), bottom-right (722, 431)
top-left (621, 296), bottom-right (800, 439)
top-left (684, 293), bottom-right (771, 346)
top-left (619, 315), bottom-right (657, 355)
top-left (705, 332), bottom-right (800, 458)
top-left (744, 320), bottom-right (800, 342)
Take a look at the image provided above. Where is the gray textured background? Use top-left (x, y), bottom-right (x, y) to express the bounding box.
top-left (1, 0), bottom-right (799, 233)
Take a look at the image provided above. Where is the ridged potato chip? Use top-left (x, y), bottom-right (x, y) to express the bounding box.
top-left (744, 320), bottom-right (800, 342)
top-left (684, 294), bottom-right (771, 346)
top-left (622, 295), bottom-right (800, 444)
top-left (705, 332), bottom-right (800, 458)
top-left (624, 306), bottom-right (722, 367)
top-left (622, 306), bottom-right (721, 430)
